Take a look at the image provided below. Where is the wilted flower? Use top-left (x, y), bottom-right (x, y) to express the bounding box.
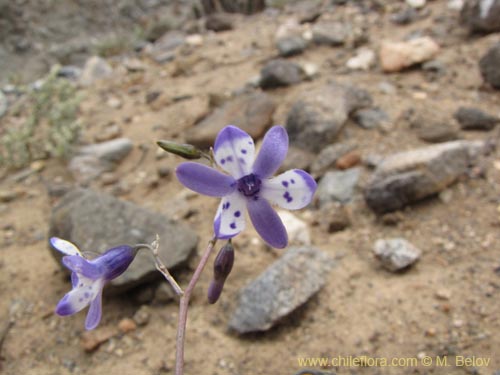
top-left (207, 242), bottom-right (234, 304)
top-left (51, 237), bottom-right (137, 330)
top-left (176, 125), bottom-right (316, 248)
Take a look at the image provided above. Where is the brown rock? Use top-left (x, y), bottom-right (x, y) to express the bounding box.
top-left (380, 37), bottom-right (440, 72)
top-left (186, 92), bottom-right (276, 148)
top-left (118, 318), bottom-right (137, 333)
top-left (336, 151), bottom-right (361, 170)
top-left (81, 326), bottom-right (117, 352)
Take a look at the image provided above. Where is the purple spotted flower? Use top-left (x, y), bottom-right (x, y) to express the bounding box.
top-left (51, 237), bottom-right (137, 330)
top-left (176, 125), bottom-right (317, 248)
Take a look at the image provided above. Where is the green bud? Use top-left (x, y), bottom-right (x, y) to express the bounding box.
top-left (156, 140), bottom-right (203, 160)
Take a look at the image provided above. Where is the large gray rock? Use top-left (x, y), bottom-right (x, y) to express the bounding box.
top-left (286, 84), bottom-right (372, 151)
top-left (49, 189), bottom-right (198, 293)
top-left (259, 59), bottom-right (303, 89)
top-left (454, 106), bottom-right (499, 130)
top-left (364, 140), bottom-right (487, 214)
top-left (68, 138), bottom-right (133, 183)
top-left (229, 247), bottom-right (334, 333)
top-left (461, 0), bottom-right (500, 33)
top-left (316, 168), bottom-right (361, 206)
top-left (186, 92), bottom-right (276, 148)
top-left (479, 43), bottom-right (500, 89)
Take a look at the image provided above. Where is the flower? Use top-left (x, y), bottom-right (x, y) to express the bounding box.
top-left (51, 237), bottom-right (137, 330)
top-left (175, 125), bottom-right (317, 248)
top-left (207, 242), bottom-right (235, 304)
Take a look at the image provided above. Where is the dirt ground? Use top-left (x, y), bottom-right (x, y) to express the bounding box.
top-left (1, 1), bottom-right (500, 375)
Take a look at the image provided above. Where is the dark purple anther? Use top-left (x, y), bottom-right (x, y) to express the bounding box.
top-left (237, 173), bottom-right (262, 197)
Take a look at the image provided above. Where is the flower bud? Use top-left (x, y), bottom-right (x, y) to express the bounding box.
top-left (207, 242), bottom-right (234, 304)
top-left (157, 140), bottom-right (203, 160)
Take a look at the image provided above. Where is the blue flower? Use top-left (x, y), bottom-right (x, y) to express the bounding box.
top-left (175, 125), bottom-right (317, 248)
top-left (51, 237), bottom-right (137, 330)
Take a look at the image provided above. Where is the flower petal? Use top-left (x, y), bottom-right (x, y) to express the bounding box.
top-left (247, 198), bottom-right (288, 248)
top-left (50, 237), bottom-right (82, 256)
top-left (55, 276), bottom-right (103, 316)
top-left (214, 192), bottom-right (246, 239)
top-left (252, 126), bottom-right (289, 179)
top-left (261, 169), bottom-right (317, 210)
top-left (63, 255), bottom-right (102, 280)
top-left (214, 125), bottom-right (255, 179)
top-left (85, 288), bottom-right (103, 330)
top-left (176, 162), bottom-right (235, 197)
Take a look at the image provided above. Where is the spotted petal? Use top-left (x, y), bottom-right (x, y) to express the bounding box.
top-left (176, 162), bottom-right (236, 197)
top-left (213, 192), bottom-right (246, 239)
top-left (85, 288), bottom-right (103, 330)
top-left (252, 126), bottom-right (288, 179)
top-left (50, 237), bottom-right (82, 256)
top-left (214, 125), bottom-right (255, 179)
top-left (63, 255), bottom-right (102, 280)
top-left (55, 276), bottom-right (104, 317)
top-left (261, 169), bottom-right (317, 210)
top-left (247, 198), bottom-right (288, 248)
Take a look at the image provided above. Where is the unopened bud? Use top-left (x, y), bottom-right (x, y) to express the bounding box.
top-left (207, 242), bottom-right (234, 304)
top-left (156, 140), bottom-right (203, 160)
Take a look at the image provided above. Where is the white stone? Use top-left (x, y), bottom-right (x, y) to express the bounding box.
top-left (346, 48), bottom-right (375, 70)
top-left (186, 34), bottom-right (203, 46)
top-left (406, 0), bottom-right (426, 8)
top-left (277, 210), bottom-right (311, 245)
top-left (380, 37), bottom-right (440, 72)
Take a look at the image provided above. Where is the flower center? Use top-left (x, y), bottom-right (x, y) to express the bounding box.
top-left (237, 173), bottom-right (261, 197)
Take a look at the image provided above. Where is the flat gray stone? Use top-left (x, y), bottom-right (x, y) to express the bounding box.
top-left (286, 83), bottom-right (372, 152)
top-left (364, 140), bottom-right (486, 214)
top-left (49, 189), bottom-right (199, 293)
top-left (373, 238), bottom-right (421, 272)
top-left (259, 59), bottom-right (303, 89)
top-left (461, 0), bottom-right (500, 33)
top-left (316, 168), bottom-right (361, 206)
top-left (479, 42), bottom-right (500, 89)
top-left (68, 138), bottom-right (133, 183)
top-left (186, 92), bottom-right (276, 148)
top-left (312, 21), bottom-right (350, 46)
top-left (276, 36), bottom-right (307, 57)
top-left (454, 106), bottom-right (499, 130)
top-left (229, 247), bottom-right (334, 333)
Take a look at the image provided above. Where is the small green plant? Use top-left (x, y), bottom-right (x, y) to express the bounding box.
top-left (0, 66), bottom-right (82, 169)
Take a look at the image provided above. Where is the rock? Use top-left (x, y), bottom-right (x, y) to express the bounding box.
top-left (312, 21), bottom-right (350, 46)
top-left (353, 108), bottom-right (389, 129)
top-left (454, 106), bottom-right (499, 130)
top-left (479, 43), bottom-right (500, 89)
top-left (373, 238), bottom-right (421, 271)
top-left (259, 59), bottom-right (303, 89)
top-left (68, 138), bottom-right (133, 183)
top-left (94, 124), bottom-right (122, 142)
top-left (186, 92), bottom-right (276, 148)
top-left (118, 318), bottom-right (137, 333)
top-left (79, 56), bottom-right (113, 86)
top-left (302, 62), bottom-right (319, 79)
top-left (417, 124), bottom-right (459, 143)
top-left (310, 143), bottom-right (354, 177)
top-left (229, 247), bottom-right (334, 333)
top-left (49, 189), bottom-right (199, 292)
top-left (277, 211), bottom-right (311, 245)
top-left (316, 202), bottom-right (351, 232)
top-left (346, 48), bottom-right (376, 71)
top-left (0, 90), bottom-right (7, 118)
top-left (276, 36), bottom-right (307, 57)
top-left (133, 305), bottom-right (152, 326)
top-left (390, 7), bottom-right (419, 25)
top-left (316, 168), bottom-right (361, 207)
top-left (56, 65), bottom-right (82, 80)
top-left (335, 151), bottom-right (361, 170)
top-left (379, 37), bottom-right (440, 73)
top-left (0, 190), bottom-right (18, 203)
top-left (406, 0), bottom-right (426, 8)
top-left (81, 326), bottom-right (117, 352)
top-left (279, 146), bottom-right (315, 173)
top-left (364, 140), bottom-right (487, 214)
top-left (147, 31), bottom-right (185, 64)
top-left (460, 0), bottom-right (500, 33)
top-left (205, 13), bottom-right (234, 32)
top-left (286, 83), bottom-right (372, 152)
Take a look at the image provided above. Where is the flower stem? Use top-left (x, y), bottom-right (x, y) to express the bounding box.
top-left (175, 236), bottom-right (217, 375)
